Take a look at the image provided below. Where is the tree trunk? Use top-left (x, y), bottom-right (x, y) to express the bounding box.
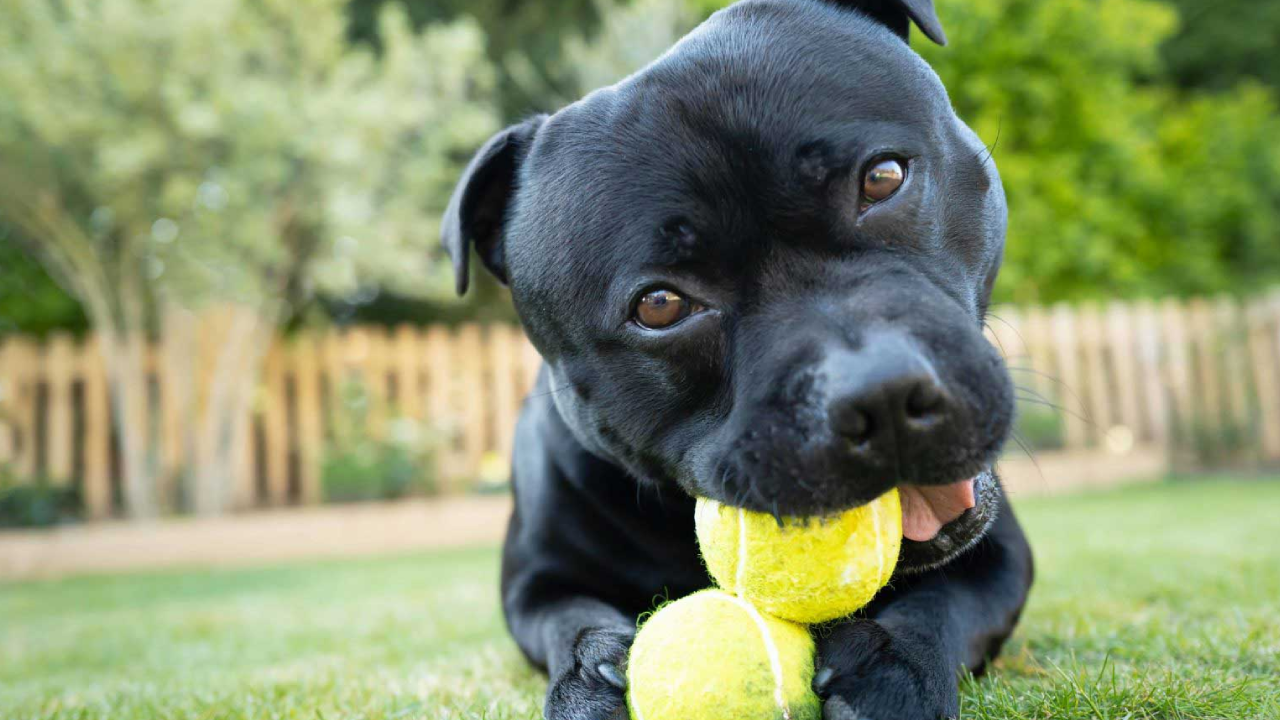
top-left (189, 304), bottom-right (278, 516)
top-left (99, 327), bottom-right (159, 519)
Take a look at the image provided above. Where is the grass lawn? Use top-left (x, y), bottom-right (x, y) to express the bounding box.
top-left (3, 478), bottom-right (1278, 720)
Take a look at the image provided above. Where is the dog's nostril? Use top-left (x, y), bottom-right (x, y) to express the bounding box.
top-left (905, 380), bottom-right (945, 420)
top-left (843, 409), bottom-right (873, 443)
top-left (828, 393), bottom-right (876, 448)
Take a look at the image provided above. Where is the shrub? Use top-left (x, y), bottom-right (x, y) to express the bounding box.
top-left (0, 468), bottom-right (82, 528)
top-left (320, 381), bottom-right (443, 503)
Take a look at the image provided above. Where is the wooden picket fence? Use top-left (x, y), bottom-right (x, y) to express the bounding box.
top-left (0, 324), bottom-right (543, 519)
top-left (986, 292), bottom-right (1280, 463)
top-left (1, 290), bottom-right (1279, 520)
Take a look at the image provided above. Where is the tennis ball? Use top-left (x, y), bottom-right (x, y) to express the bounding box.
top-left (626, 589), bottom-right (821, 720)
top-left (695, 489), bottom-right (901, 624)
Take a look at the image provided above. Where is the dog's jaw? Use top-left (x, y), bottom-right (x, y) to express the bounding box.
top-left (898, 468), bottom-right (1002, 572)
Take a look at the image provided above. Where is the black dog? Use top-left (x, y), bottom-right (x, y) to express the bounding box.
top-left (442, 1), bottom-right (1033, 717)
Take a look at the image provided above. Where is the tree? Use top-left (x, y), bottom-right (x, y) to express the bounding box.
top-left (0, 226), bottom-right (87, 338)
top-left (506, 0), bottom-right (700, 109)
top-left (517, 0), bottom-right (1280, 304)
top-left (919, 0), bottom-right (1280, 303)
top-left (0, 0), bottom-right (499, 516)
top-left (347, 0), bottom-right (608, 118)
top-left (1161, 0), bottom-right (1280, 92)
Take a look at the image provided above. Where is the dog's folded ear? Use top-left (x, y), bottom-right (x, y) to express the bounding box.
top-left (441, 115), bottom-right (547, 295)
top-left (832, 0), bottom-right (947, 46)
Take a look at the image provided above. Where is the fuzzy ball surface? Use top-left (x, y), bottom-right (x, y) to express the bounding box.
top-left (695, 489), bottom-right (902, 624)
top-left (626, 589), bottom-right (820, 720)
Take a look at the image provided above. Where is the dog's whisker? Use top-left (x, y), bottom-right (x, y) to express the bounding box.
top-left (983, 320), bottom-right (1011, 359)
top-left (1008, 431), bottom-right (1046, 488)
top-left (1004, 366), bottom-right (1091, 414)
top-left (1008, 381), bottom-right (1090, 425)
top-left (1013, 393), bottom-right (1100, 430)
top-left (985, 311), bottom-right (1029, 358)
top-left (974, 116), bottom-right (1003, 168)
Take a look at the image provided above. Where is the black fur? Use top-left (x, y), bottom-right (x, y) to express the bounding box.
top-left (443, 1), bottom-right (1033, 718)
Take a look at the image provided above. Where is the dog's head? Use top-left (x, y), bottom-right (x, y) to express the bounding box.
top-left (443, 0), bottom-right (1013, 571)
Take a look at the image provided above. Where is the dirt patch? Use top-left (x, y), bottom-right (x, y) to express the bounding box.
top-left (0, 449), bottom-right (1163, 582)
top-left (0, 495), bottom-right (512, 581)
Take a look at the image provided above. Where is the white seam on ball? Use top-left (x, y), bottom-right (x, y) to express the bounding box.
top-left (871, 497), bottom-right (885, 589)
top-left (735, 507), bottom-right (748, 598)
top-left (629, 684), bottom-right (647, 720)
top-left (718, 593), bottom-right (792, 720)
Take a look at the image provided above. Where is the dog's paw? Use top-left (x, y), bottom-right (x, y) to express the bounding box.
top-left (545, 626), bottom-right (634, 720)
top-left (813, 620), bottom-right (959, 720)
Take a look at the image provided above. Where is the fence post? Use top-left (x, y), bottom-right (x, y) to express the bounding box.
top-left (1248, 298), bottom-right (1280, 460)
top-left (1050, 304), bottom-right (1088, 449)
top-left (392, 324), bottom-right (423, 422)
top-left (292, 336), bottom-right (323, 504)
top-left (1104, 303), bottom-right (1145, 443)
top-left (42, 334), bottom-right (76, 484)
top-left (1159, 298), bottom-right (1193, 451)
top-left (231, 399), bottom-right (256, 510)
top-left (454, 324), bottom-right (486, 489)
top-left (1131, 299), bottom-right (1168, 445)
top-left (1078, 303), bottom-right (1111, 445)
top-left (156, 326), bottom-right (187, 512)
top-left (1020, 305), bottom-right (1055, 407)
top-left (1187, 298), bottom-right (1222, 439)
top-left (81, 336), bottom-right (113, 519)
top-left (6, 338), bottom-right (38, 480)
top-left (422, 325), bottom-right (456, 489)
top-left (261, 340), bottom-right (289, 505)
top-left (1213, 297), bottom-right (1252, 440)
top-left (363, 327), bottom-right (390, 439)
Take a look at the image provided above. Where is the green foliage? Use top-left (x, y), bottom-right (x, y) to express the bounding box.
top-left (0, 230), bottom-right (86, 337)
top-left (527, 0), bottom-right (1280, 305)
top-left (321, 381), bottom-right (441, 503)
top-left (0, 468), bottom-right (82, 528)
top-left (919, 0), bottom-right (1280, 303)
top-left (1161, 0), bottom-right (1280, 91)
top-left (0, 0), bottom-right (500, 318)
top-left (347, 0), bottom-right (605, 118)
top-left (507, 0), bottom-right (698, 108)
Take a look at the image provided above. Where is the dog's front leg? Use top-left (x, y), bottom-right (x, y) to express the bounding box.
top-left (814, 493), bottom-right (1034, 720)
top-left (512, 595), bottom-right (635, 720)
top-left (501, 394), bottom-right (706, 720)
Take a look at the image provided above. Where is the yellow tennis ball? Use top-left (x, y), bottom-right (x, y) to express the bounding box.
top-left (627, 589), bottom-right (821, 720)
top-left (695, 489), bottom-right (902, 624)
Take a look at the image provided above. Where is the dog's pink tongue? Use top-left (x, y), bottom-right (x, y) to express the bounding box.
top-left (899, 478), bottom-right (976, 542)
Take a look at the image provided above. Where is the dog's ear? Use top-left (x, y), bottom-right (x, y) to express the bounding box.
top-left (834, 0), bottom-right (947, 46)
top-left (441, 115), bottom-right (546, 295)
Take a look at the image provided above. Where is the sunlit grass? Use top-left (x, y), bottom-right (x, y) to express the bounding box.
top-left (2, 478), bottom-right (1277, 719)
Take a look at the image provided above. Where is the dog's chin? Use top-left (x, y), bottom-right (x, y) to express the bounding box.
top-left (897, 469), bottom-right (1002, 573)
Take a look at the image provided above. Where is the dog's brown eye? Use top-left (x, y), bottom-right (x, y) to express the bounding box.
top-left (635, 289), bottom-right (696, 329)
top-left (862, 158), bottom-right (906, 205)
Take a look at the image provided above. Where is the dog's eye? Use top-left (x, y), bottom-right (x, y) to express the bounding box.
top-left (861, 158), bottom-right (906, 207)
top-left (634, 289), bottom-right (699, 329)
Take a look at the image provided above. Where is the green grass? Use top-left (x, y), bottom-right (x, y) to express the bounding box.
top-left (2, 479), bottom-right (1278, 720)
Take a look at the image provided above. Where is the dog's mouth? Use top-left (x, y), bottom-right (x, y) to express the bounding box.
top-left (899, 476), bottom-right (977, 542)
top-left (895, 469), bottom-right (1001, 572)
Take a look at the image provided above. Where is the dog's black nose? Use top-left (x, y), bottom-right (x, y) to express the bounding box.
top-left (826, 332), bottom-right (950, 451)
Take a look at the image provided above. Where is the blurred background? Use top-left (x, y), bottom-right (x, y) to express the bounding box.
top-left (0, 0), bottom-right (1276, 543)
top-left (3, 0), bottom-right (1279, 531)
top-left (2, 1), bottom-right (1278, 717)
